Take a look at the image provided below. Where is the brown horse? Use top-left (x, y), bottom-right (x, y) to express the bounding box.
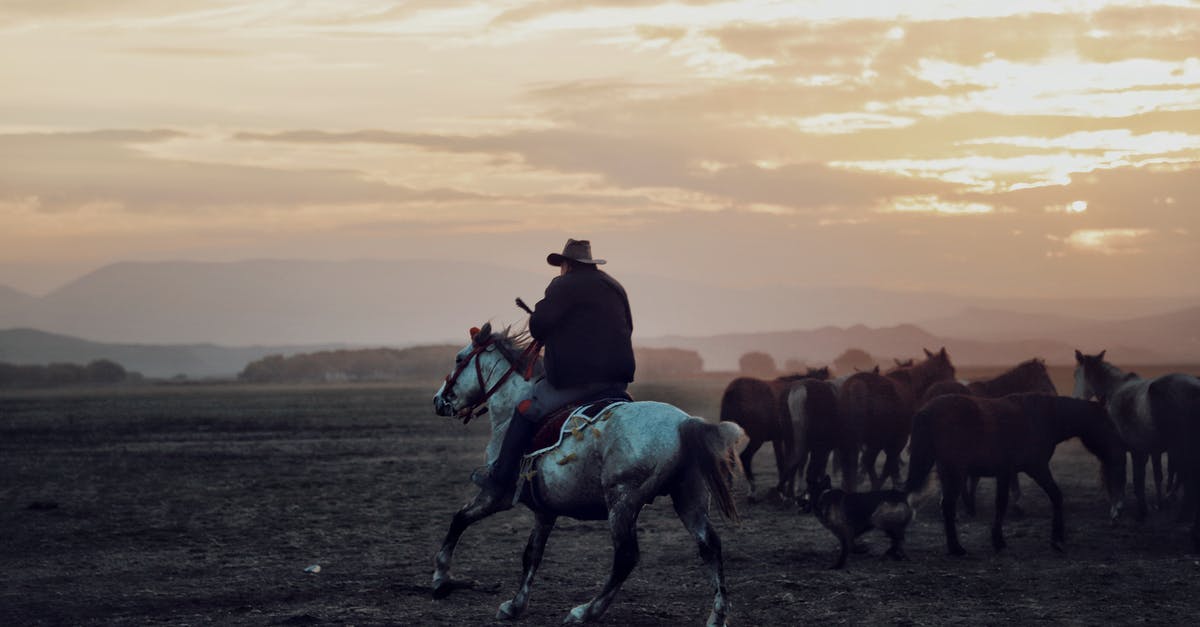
top-left (905, 393), bottom-right (1126, 555)
top-left (776, 376), bottom-right (854, 504)
top-left (720, 368), bottom-right (830, 498)
top-left (952, 359), bottom-right (1058, 516)
top-left (838, 348), bottom-right (957, 491)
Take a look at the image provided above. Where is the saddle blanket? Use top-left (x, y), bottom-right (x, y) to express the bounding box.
top-left (514, 398), bottom-right (630, 505)
top-left (524, 397), bottom-right (630, 458)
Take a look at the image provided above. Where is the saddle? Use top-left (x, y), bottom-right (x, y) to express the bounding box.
top-left (525, 394), bottom-right (633, 454)
top-left (514, 394), bottom-right (632, 508)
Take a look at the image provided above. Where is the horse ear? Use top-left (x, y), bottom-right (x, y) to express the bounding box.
top-left (471, 322), bottom-right (492, 345)
top-left (939, 347), bottom-right (947, 357)
top-left (1097, 349), bottom-right (1106, 361)
top-left (924, 348), bottom-right (933, 358)
top-left (1074, 349), bottom-right (1084, 364)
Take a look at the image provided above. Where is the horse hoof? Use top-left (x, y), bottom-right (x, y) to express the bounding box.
top-left (497, 600), bottom-right (519, 620)
top-left (564, 605), bottom-right (589, 624)
top-left (431, 578), bottom-right (453, 600)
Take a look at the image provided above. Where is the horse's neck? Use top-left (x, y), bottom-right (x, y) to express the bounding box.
top-left (901, 364), bottom-right (941, 398)
top-left (482, 365), bottom-right (535, 465)
top-left (1095, 364), bottom-right (1138, 401)
top-left (1047, 400), bottom-right (1087, 443)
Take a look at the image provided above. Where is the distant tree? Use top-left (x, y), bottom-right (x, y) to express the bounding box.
top-left (85, 359), bottom-right (126, 384)
top-left (833, 348), bottom-right (875, 375)
top-left (634, 347), bottom-right (704, 379)
top-left (738, 351), bottom-right (777, 378)
top-left (45, 363), bottom-right (85, 386)
top-left (782, 358), bottom-right (809, 374)
top-left (238, 345), bottom-right (458, 384)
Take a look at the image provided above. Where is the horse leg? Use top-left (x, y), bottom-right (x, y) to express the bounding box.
top-left (991, 472), bottom-right (1011, 553)
top-left (802, 449), bottom-right (832, 509)
top-left (1151, 453), bottom-right (1165, 511)
top-left (962, 475), bottom-right (979, 518)
top-left (565, 496), bottom-right (643, 623)
top-left (1131, 451), bottom-right (1149, 521)
top-left (671, 475), bottom-right (730, 627)
top-left (739, 438), bottom-right (764, 498)
top-left (837, 445), bottom-right (858, 493)
top-left (939, 465), bottom-right (967, 556)
top-left (770, 438), bottom-right (791, 501)
top-left (862, 447), bottom-right (882, 491)
top-left (497, 511), bottom-right (557, 620)
top-left (1027, 466), bottom-right (1065, 551)
top-left (881, 444), bottom-right (904, 490)
top-left (1010, 474), bottom-right (1024, 518)
top-left (432, 492), bottom-right (509, 598)
top-left (831, 531), bottom-right (851, 570)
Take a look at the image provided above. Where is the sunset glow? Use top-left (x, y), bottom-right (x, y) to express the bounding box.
top-left (1, 0), bottom-right (1197, 299)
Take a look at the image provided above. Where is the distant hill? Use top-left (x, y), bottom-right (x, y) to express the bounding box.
top-left (0, 328), bottom-right (346, 378)
top-left (638, 322), bottom-right (1167, 372)
top-left (1, 259), bottom-right (1196, 347)
top-left (918, 306), bottom-right (1200, 363)
top-left (0, 284), bottom-right (34, 314)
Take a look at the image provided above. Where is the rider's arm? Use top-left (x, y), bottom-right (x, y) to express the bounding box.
top-left (529, 276), bottom-right (573, 341)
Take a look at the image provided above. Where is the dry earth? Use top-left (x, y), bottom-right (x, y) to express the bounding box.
top-left (2, 379), bottom-right (1199, 625)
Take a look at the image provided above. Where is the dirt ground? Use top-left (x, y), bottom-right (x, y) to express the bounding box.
top-left (3, 379), bottom-right (1199, 626)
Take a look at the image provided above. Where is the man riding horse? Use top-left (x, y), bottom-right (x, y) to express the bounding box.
top-left (472, 238), bottom-right (636, 503)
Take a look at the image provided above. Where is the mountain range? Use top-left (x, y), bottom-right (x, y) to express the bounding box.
top-left (0, 259), bottom-right (1197, 375)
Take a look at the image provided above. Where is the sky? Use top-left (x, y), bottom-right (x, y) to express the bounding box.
top-left (1, 0), bottom-right (1198, 299)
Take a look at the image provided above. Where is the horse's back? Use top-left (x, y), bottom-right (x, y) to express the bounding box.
top-left (720, 376), bottom-right (785, 440)
top-left (1147, 373), bottom-right (1200, 438)
top-left (916, 394), bottom-right (1026, 468)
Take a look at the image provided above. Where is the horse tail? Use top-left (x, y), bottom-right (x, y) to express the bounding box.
top-left (679, 418), bottom-right (745, 523)
top-left (904, 403), bottom-right (937, 496)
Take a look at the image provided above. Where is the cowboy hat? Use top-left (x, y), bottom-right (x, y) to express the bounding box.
top-left (546, 238), bottom-right (606, 266)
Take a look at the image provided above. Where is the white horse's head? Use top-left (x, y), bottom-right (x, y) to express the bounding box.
top-left (433, 322), bottom-right (539, 424)
top-left (433, 322), bottom-right (500, 419)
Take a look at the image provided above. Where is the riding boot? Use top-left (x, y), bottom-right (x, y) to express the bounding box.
top-left (471, 412), bottom-right (539, 503)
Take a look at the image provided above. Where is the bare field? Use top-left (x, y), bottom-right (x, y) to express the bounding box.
top-left (2, 379), bottom-right (1199, 626)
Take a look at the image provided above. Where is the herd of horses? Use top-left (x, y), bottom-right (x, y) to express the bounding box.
top-left (721, 349), bottom-right (1200, 558)
top-left (431, 322), bottom-right (1200, 625)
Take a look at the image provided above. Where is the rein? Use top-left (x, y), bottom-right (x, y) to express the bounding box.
top-left (444, 337), bottom-right (541, 424)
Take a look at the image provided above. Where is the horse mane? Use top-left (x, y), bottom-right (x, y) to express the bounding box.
top-left (775, 367), bottom-right (830, 382)
top-left (491, 324), bottom-right (543, 377)
top-left (973, 358), bottom-right (1054, 396)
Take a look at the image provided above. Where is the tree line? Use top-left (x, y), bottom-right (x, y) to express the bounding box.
top-left (238, 346), bottom-right (707, 384)
top-left (0, 359), bottom-right (138, 388)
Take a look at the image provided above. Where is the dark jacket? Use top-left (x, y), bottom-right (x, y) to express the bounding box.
top-left (529, 267), bottom-right (635, 388)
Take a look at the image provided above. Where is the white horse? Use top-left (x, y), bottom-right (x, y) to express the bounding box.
top-left (431, 323), bottom-right (745, 625)
top-left (1074, 349), bottom-right (1200, 551)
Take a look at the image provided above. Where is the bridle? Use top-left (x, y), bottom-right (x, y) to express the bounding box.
top-left (442, 335), bottom-right (541, 424)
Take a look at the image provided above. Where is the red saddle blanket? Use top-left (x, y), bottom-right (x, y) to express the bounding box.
top-left (526, 397), bottom-right (631, 453)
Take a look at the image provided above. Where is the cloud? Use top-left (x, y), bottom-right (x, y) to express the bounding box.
top-left (491, 0), bottom-right (725, 25)
top-left (236, 128), bottom-right (955, 210)
top-left (0, 130), bottom-right (482, 213)
top-left (1064, 228), bottom-right (1153, 255)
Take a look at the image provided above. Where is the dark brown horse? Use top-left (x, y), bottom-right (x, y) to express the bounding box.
top-left (906, 393), bottom-right (1126, 555)
top-left (838, 348), bottom-right (957, 491)
top-left (776, 376), bottom-right (854, 504)
top-left (720, 367), bottom-right (830, 499)
top-left (951, 359), bottom-right (1058, 516)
